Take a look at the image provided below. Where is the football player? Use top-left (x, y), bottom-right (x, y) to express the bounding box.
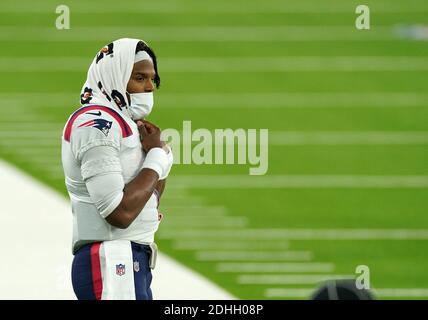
top-left (61, 38), bottom-right (173, 300)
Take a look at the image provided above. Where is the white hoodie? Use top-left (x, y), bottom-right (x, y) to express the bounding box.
top-left (61, 38), bottom-right (170, 254)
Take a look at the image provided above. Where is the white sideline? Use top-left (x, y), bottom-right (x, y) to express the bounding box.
top-left (0, 158), bottom-right (234, 300)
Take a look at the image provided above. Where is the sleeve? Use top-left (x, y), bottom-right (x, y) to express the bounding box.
top-left (70, 114), bottom-right (122, 162)
top-left (81, 145), bottom-right (125, 218)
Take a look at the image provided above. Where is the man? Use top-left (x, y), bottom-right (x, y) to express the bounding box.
top-left (61, 38), bottom-right (173, 300)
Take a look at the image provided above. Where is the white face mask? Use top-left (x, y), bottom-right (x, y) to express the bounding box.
top-left (127, 92), bottom-right (154, 120)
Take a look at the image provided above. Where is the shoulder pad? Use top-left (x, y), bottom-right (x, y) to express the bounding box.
top-left (63, 105), bottom-right (132, 142)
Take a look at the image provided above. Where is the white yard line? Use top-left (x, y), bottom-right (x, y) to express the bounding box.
top-left (238, 274), bottom-right (354, 285)
top-left (372, 289), bottom-right (428, 297)
top-left (1, 2), bottom-right (425, 13)
top-left (165, 221), bottom-right (247, 228)
top-left (161, 205), bottom-right (227, 210)
top-left (0, 26), bottom-right (396, 42)
top-left (167, 175), bottom-right (428, 189)
top-left (161, 206), bottom-right (228, 216)
top-left (0, 139), bottom-right (59, 146)
top-left (161, 57), bottom-right (428, 72)
top-left (0, 158), bottom-right (234, 299)
top-left (22, 158), bottom-right (61, 165)
top-left (158, 228), bottom-right (428, 240)
top-left (161, 197), bottom-right (207, 205)
top-left (217, 262), bottom-right (335, 273)
top-left (2, 56), bottom-right (428, 72)
top-left (265, 288), bottom-right (327, 298)
top-left (0, 122), bottom-right (62, 127)
top-left (0, 132), bottom-right (60, 138)
top-left (158, 92), bottom-right (428, 108)
top-left (3, 130), bottom-right (428, 145)
top-left (269, 131), bottom-right (428, 145)
top-left (2, 92), bottom-right (427, 109)
top-left (0, 149), bottom-right (60, 157)
top-left (164, 218), bottom-right (248, 228)
top-left (172, 240), bottom-right (290, 250)
top-left (163, 215), bottom-right (246, 222)
top-left (196, 251), bottom-right (313, 261)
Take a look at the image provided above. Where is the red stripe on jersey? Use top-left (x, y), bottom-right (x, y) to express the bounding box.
top-left (64, 105), bottom-right (132, 142)
top-left (90, 242), bottom-right (103, 300)
top-left (78, 119), bottom-right (96, 128)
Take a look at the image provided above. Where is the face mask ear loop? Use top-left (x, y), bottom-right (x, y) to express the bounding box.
top-left (124, 91), bottom-right (135, 120)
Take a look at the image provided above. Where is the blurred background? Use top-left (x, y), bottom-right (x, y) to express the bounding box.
top-left (0, 0), bottom-right (427, 299)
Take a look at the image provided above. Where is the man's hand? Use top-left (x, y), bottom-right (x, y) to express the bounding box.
top-left (136, 119), bottom-right (170, 154)
top-left (136, 119), bottom-right (163, 153)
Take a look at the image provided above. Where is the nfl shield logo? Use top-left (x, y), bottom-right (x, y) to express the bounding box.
top-left (116, 264), bottom-right (126, 276)
top-left (133, 261), bottom-right (140, 272)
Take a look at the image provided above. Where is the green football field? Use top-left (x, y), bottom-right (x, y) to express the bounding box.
top-left (1, 0), bottom-right (428, 299)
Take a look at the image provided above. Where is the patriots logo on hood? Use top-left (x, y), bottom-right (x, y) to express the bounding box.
top-left (77, 118), bottom-right (113, 137)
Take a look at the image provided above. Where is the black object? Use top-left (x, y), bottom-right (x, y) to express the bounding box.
top-left (311, 279), bottom-right (375, 300)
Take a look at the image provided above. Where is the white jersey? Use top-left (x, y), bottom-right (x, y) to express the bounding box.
top-left (61, 104), bottom-right (159, 254)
